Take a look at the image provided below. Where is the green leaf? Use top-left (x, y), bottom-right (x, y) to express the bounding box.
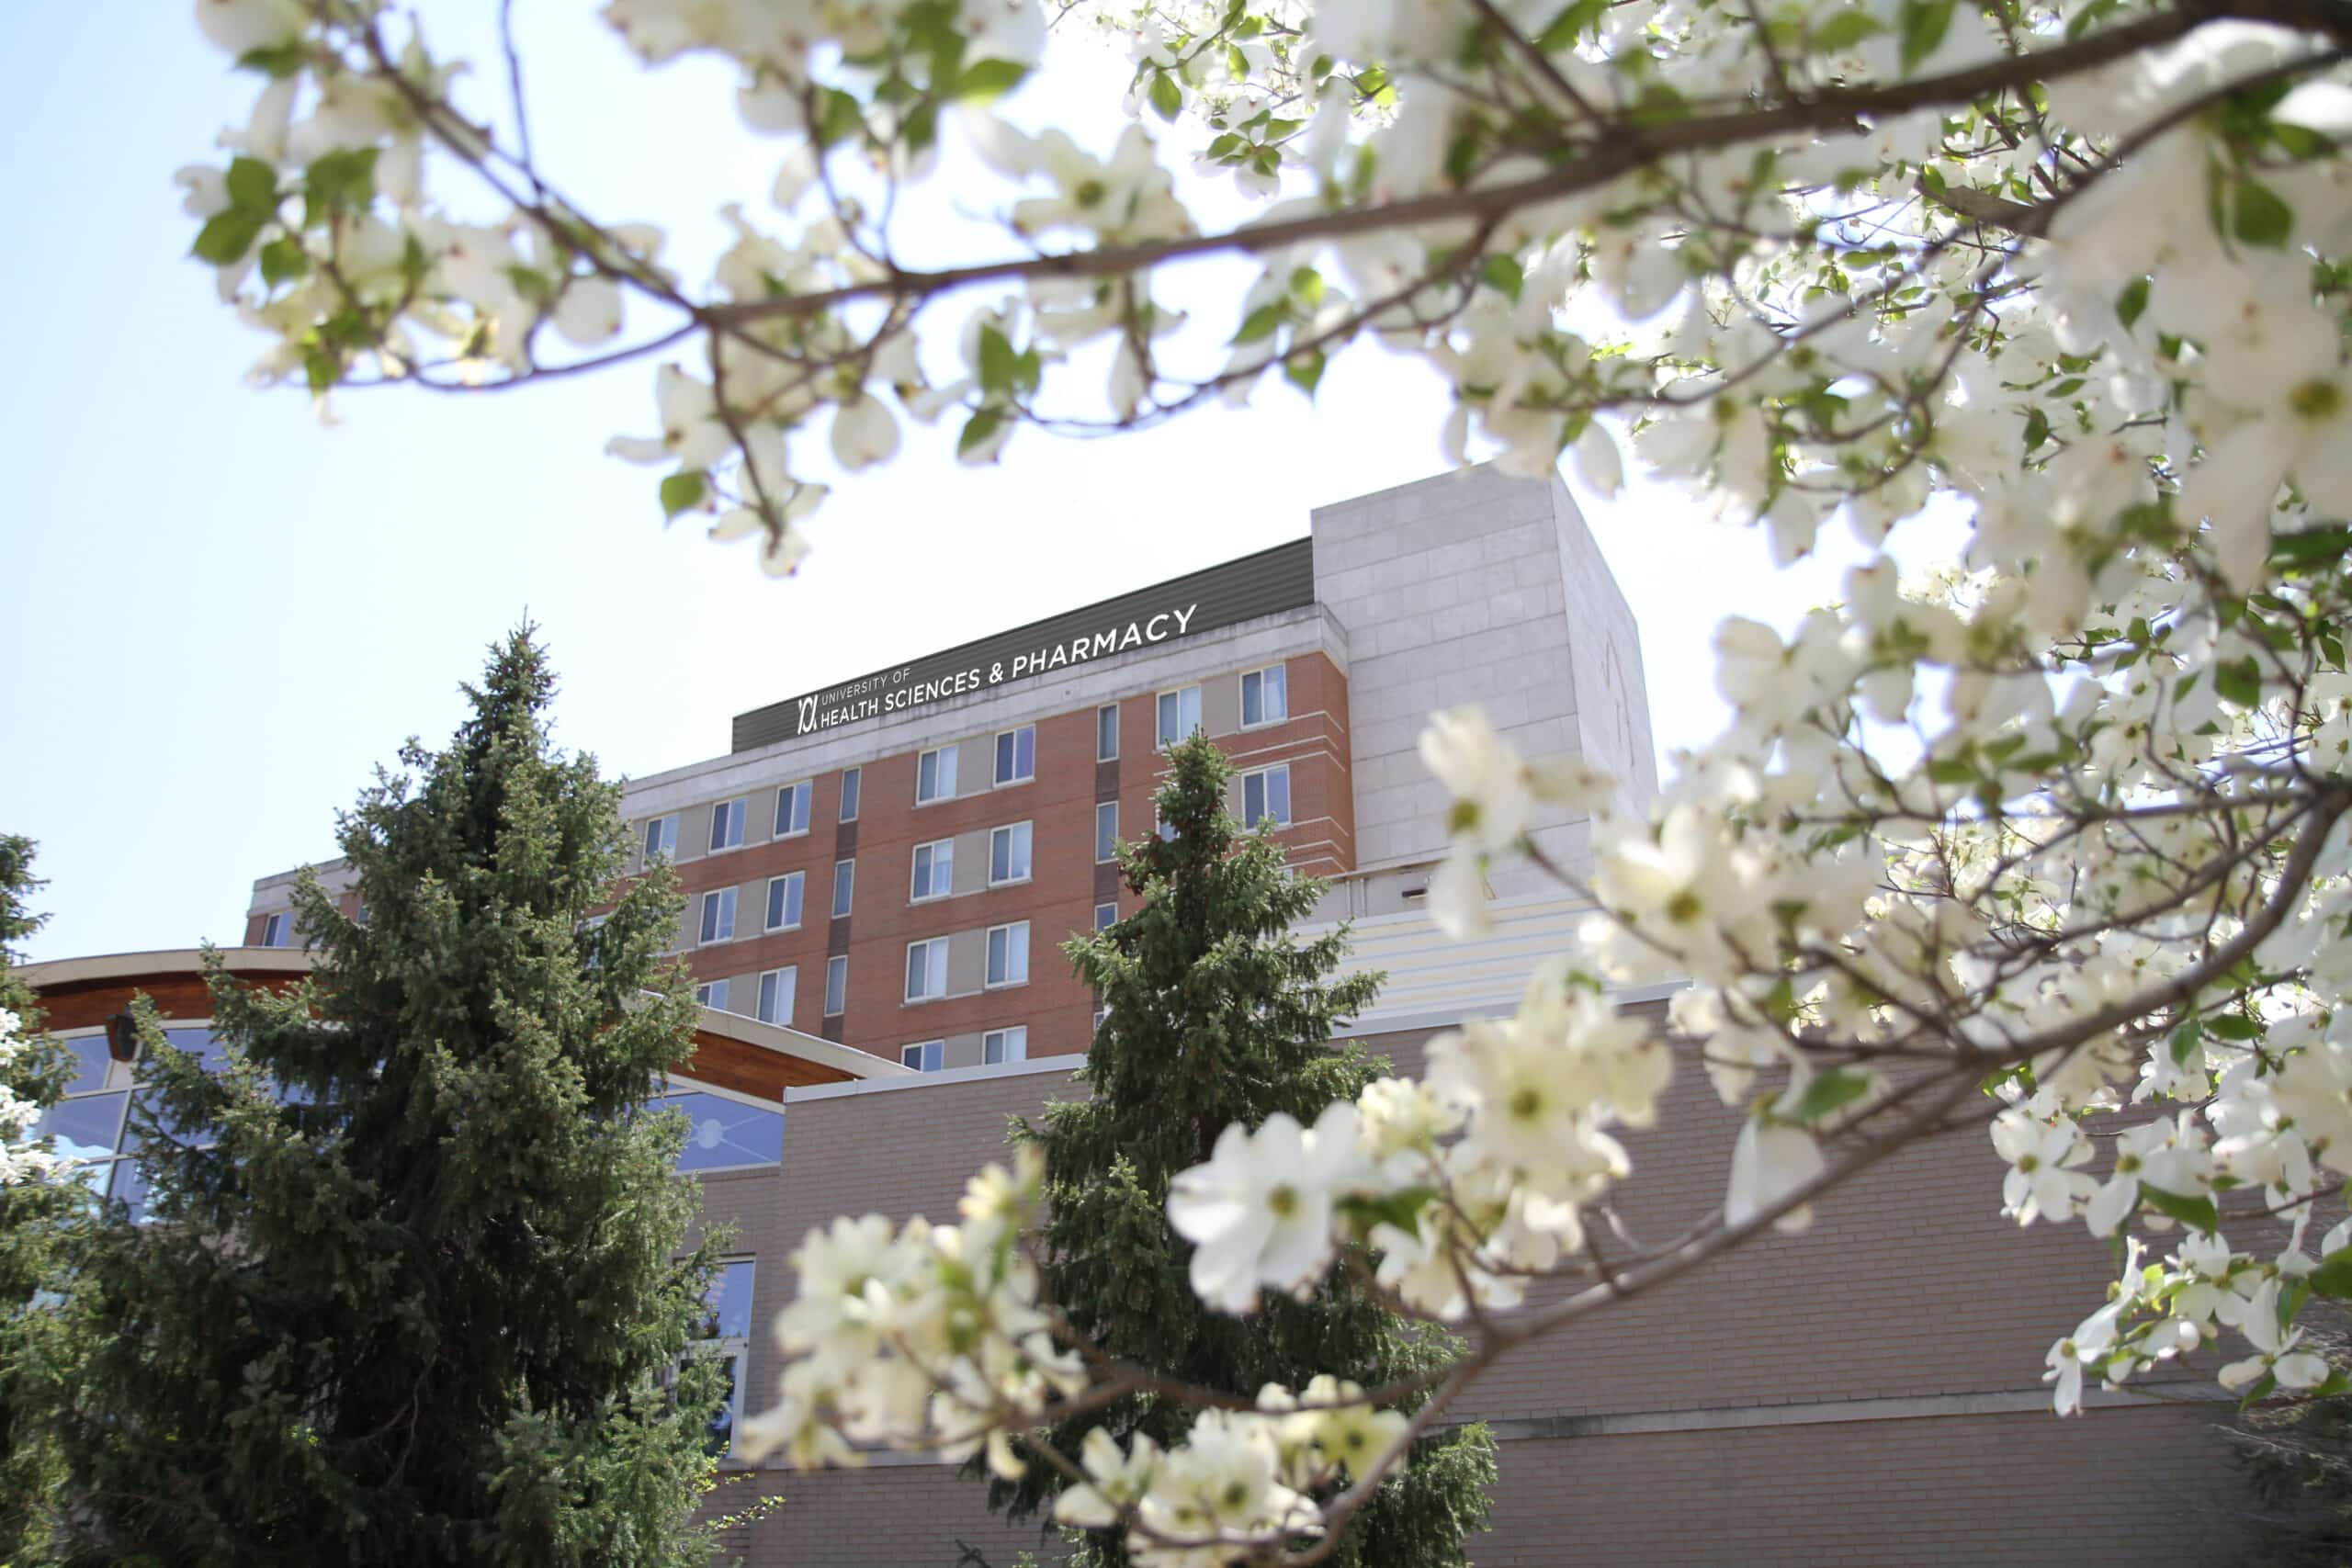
top-left (2204, 1014), bottom-right (2263, 1042)
top-left (191, 209), bottom-right (266, 265)
top-left (2115, 276), bottom-right (2151, 332)
top-left (225, 156), bottom-right (279, 213)
top-left (234, 41), bottom-right (310, 78)
top-left (2213, 656), bottom-right (2263, 708)
top-left (1288, 266), bottom-right (1326, 309)
top-left (1924, 756), bottom-right (1978, 785)
top-left (1232, 302), bottom-right (1286, 345)
top-left (1897, 0), bottom-right (1956, 73)
top-left (1787, 1066), bottom-right (1871, 1124)
top-left (955, 59), bottom-right (1027, 103)
top-left (813, 87), bottom-right (865, 147)
top-left (1148, 70), bottom-right (1182, 121)
top-left (1283, 348), bottom-right (1325, 397)
top-left (258, 237), bottom-right (310, 288)
top-left (1339, 1185), bottom-right (1437, 1238)
top-left (2309, 1247), bottom-right (2352, 1299)
top-left (2139, 1184), bottom-right (2219, 1235)
top-left (1479, 254), bottom-right (1525, 304)
top-left (2023, 407), bottom-right (2051, 453)
top-left (1533, 0), bottom-right (1607, 51)
top-left (2232, 177), bottom-right (2295, 249)
top-left (1812, 7), bottom-right (1886, 51)
top-left (300, 146), bottom-right (379, 228)
top-left (658, 471), bottom-right (707, 519)
top-left (977, 324), bottom-right (1019, 395)
top-left (957, 408), bottom-right (1005, 459)
top-left (2168, 1019), bottom-right (2201, 1066)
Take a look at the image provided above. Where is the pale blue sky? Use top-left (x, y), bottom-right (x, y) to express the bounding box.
top-left (0, 6), bottom-right (1864, 963)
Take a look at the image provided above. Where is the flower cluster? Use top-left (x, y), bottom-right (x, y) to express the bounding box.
top-left (0, 1009), bottom-right (57, 1187)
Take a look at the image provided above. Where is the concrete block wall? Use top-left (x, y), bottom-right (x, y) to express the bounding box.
top-left (690, 1015), bottom-right (2254, 1566)
top-left (1310, 465), bottom-right (1656, 889)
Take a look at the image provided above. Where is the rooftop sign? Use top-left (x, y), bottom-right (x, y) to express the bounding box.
top-left (731, 537), bottom-right (1317, 752)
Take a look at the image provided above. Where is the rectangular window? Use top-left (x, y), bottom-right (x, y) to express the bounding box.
top-left (839, 766), bottom-right (862, 823)
top-left (900, 1040), bottom-right (944, 1073)
top-left (642, 815), bottom-right (678, 863)
top-left (1243, 764), bottom-right (1293, 829)
top-left (824, 954), bottom-right (847, 1016)
top-left (684, 1258), bottom-right (756, 1456)
top-left (986, 921), bottom-right (1030, 988)
top-left (708, 799), bottom-right (745, 852)
top-left (831, 859), bottom-right (854, 919)
top-left (764, 873), bottom-right (803, 932)
top-left (694, 978), bottom-right (730, 1011)
top-left (1240, 665), bottom-right (1289, 728)
top-left (994, 725), bottom-right (1035, 786)
top-left (757, 966), bottom-right (796, 1027)
top-left (910, 839), bottom-right (956, 902)
top-left (983, 1026), bottom-right (1027, 1066)
top-left (905, 937), bottom-right (949, 1001)
top-left (1096, 703), bottom-right (1120, 761)
top-left (699, 887), bottom-right (737, 944)
top-left (989, 822), bottom-right (1033, 886)
top-left (661, 1089), bottom-right (782, 1173)
top-left (1094, 801), bottom-right (1118, 863)
top-left (1157, 686), bottom-right (1202, 748)
top-left (916, 747), bottom-right (957, 805)
top-left (260, 912), bottom-right (288, 948)
top-left (1094, 901), bottom-right (1117, 932)
top-left (775, 780), bottom-right (812, 839)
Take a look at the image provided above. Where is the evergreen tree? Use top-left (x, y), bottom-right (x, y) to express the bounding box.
top-left (0, 838), bottom-right (80, 1559)
top-left (989, 735), bottom-right (1495, 1564)
top-left (48, 630), bottom-right (727, 1566)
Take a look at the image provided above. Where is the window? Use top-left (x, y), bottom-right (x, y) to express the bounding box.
top-left (1093, 1004), bottom-right (1110, 1033)
top-left (683, 1259), bottom-right (756, 1457)
top-left (900, 1040), bottom-right (944, 1073)
top-left (824, 954), bottom-right (847, 1016)
top-left (699, 887), bottom-right (737, 944)
top-left (839, 766), bottom-right (862, 822)
top-left (643, 814), bottom-right (679, 863)
top-left (989, 823), bottom-right (1033, 886)
top-left (764, 873), bottom-right (803, 932)
top-left (983, 1026), bottom-right (1027, 1066)
top-left (40, 1032), bottom-right (135, 1204)
top-left (1156, 809), bottom-right (1178, 843)
top-left (994, 725), bottom-right (1035, 786)
top-left (1243, 763), bottom-right (1293, 829)
top-left (986, 921), bottom-right (1030, 988)
top-left (259, 912), bottom-right (288, 948)
top-left (757, 967), bottom-right (796, 1027)
top-left (694, 978), bottom-right (730, 1011)
top-left (1096, 703), bottom-right (1120, 761)
top-left (831, 859), bottom-right (854, 919)
top-left (1157, 686), bottom-right (1202, 747)
top-left (905, 937), bottom-right (949, 1001)
top-left (1095, 801), bottom-right (1118, 863)
top-left (658, 1088), bottom-right (783, 1172)
top-left (1241, 665), bottom-right (1289, 728)
top-left (916, 746), bottom-right (957, 805)
top-left (708, 798), bottom-right (746, 852)
top-left (910, 839), bottom-right (955, 902)
top-left (775, 780), bottom-right (812, 839)
top-left (1094, 901), bottom-right (1117, 932)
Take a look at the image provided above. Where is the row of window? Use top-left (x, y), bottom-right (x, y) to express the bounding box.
top-left (898, 1024), bottom-right (1028, 1073)
top-left (694, 948), bottom-right (853, 1026)
top-left (691, 768), bottom-right (1295, 947)
top-left (902, 919), bottom-right (1030, 1000)
top-left (640, 665), bottom-right (1294, 866)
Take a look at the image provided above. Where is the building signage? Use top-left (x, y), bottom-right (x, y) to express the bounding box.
top-left (732, 537), bottom-right (1316, 751)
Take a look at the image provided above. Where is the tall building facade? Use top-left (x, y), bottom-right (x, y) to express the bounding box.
top-left (247, 465), bottom-right (1659, 1075)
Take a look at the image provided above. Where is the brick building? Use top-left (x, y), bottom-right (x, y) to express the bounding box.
top-left (201, 465), bottom-right (2251, 1561)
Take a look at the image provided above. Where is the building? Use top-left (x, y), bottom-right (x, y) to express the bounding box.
top-left (218, 466), bottom-right (2245, 1563)
top-left (250, 464), bottom-right (1658, 1076)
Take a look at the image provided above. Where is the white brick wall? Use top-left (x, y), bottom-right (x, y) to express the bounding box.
top-left (1311, 464), bottom-right (1656, 884)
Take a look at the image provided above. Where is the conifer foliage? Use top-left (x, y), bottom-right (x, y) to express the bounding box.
top-left (50, 631), bottom-right (727, 1566)
top-left (989, 735), bottom-right (1495, 1564)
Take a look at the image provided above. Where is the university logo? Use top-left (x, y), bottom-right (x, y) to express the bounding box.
top-left (797, 694), bottom-right (820, 732)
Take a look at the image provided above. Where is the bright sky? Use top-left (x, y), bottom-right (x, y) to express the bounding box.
top-left (0, 6), bottom-right (1872, 964)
